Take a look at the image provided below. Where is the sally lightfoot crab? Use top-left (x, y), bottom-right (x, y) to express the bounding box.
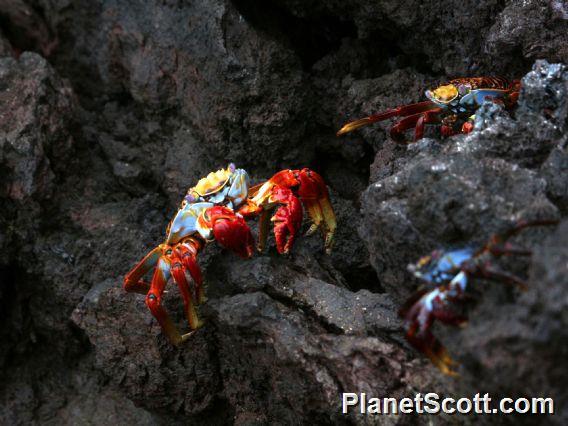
top-left (337, 77), bottom-right (520, 143)
top-left (123, 164), bottom-right (336, 345)
top-left (400, 219), bottom-right (558, 376)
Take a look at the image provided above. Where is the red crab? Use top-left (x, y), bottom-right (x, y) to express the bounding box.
top-left (337, 77), bottom-right (520, 143)
top-left (123, 165), bottom-right (336, 344)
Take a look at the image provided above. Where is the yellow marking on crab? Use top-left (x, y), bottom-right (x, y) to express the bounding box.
top-left (431, 84), bottom-right (458, 103)
top-left (250, 180), bottom-right (275, 207)
top-left (189, 166), bottom-right (233, 198)
top-left (417, 255), bottom-right (432, 268)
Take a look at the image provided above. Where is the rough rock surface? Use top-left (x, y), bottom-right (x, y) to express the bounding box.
top-left (0, 1), bottom-right (567, 425)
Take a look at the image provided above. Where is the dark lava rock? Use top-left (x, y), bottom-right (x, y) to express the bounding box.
top-left (486, 0), bottom-right (568, 68)
top-left (71, 279), bottom-right (220, 418)
top-left (0, 51), bottom-right (76, 275)
top-left (0, 52), bottom-right (75, 202)
top-left (50, 0), bottom-right (313, 173)
top-left (0, 28), bottom-right (13, 57)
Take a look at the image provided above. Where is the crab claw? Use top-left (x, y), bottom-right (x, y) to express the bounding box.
top-left (399, 288), bottom-right (461, 376)
top-left (251, 169), bottom-right (336, 253)
top-left (295, 169), bottom-right (336, 253)
top-left (205, 206), bottom-right (254, 258)
top-left (406, 325), bottom-right (459, 377)
top-left (269, 187), bottom-right (303, 254)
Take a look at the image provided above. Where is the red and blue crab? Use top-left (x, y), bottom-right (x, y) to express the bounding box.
top-left (123, 164), bottom-right (336, 345)
top-left (400, 219), bottom-right (557, 376)
top-left (337, 77), bottom-right (520, 143)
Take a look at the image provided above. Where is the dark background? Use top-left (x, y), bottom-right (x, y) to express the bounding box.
top-left (0, 0), bottom-right (567, 424)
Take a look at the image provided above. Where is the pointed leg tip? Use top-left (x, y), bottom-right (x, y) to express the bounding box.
top-left (305, 223), bottom-right (319, 236)
top-left (324, 235), bottom-right (335, 254)
top-left (180, 330), bottom-right (197, 342)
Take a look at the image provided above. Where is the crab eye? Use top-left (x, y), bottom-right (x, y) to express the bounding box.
top-left (457, 84), bottom-right (471, 96)
top-left (185, 194), bottom-right (195, 203)
top-left (228, 163), bottom-right (236, 173)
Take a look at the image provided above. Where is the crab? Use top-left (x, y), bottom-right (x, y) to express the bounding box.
top-left (399, 219), bottom-right (557, 376)
top-left (123, 164), bottom-right (336, 345)
top-left (337, 77), bottom-right (520, 143)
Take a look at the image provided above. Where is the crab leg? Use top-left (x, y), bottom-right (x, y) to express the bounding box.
top-left (400, 274), bottom-right (469, 376)
top-left (256, 209), bottom-right (272, 252)
top-left (401, 292), bottom-right (459, 376)
top-left (176, 239), bottom-right (206, 304)
top-left (478, 219), bottom-right (559, 258)
top-left (337, 101), bottom-right (439, 136)
top-left (390, 109), bottom-right (443, 143)
top-left (486, 244), bottom-right (532, 257)
top-left (409, 329), bottom-right (459, 377)
top-left (146, 257), bottom-right (194, 345)
top-left (170, 252), bottom-right (203, 330)
top-left (496, 219), bottom-right (558, 242)
top-left (296, 170), bottom-right (336, 252)
top-left (469, 264), bottom-right (529, 290)
top-left (123, 246), bottom-right (163, 294)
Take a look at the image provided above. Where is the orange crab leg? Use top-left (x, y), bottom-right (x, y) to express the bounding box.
top-left (400, 286), bottom-right (464, 376)
top-left (391, 109), bottom-right (443, 143)
top-left (256, 209), bottom-right (272, 253)
top-left (175, 238), bottom-right (206, 304)
top-left (170, 252), bottom-right (203, 330)
top-left (406, 327), bottom-right (459, 377)
top-left (146, 257), bottom-right (194, 345)
top-left (337, 101), bottom-right (439, 136)
top-left (123, 246), bottom-right (163, 294)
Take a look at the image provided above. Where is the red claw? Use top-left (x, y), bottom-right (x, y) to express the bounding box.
top-left (205, 206), bottom-right (254, 258)
top-left (461, 121), bottom-right (474, 133)
top-left (270, 187), bottom-right (303, 254)
top-left (249, 168), bottom-right (337, 253)
top-left (295, 168), bottom-right (328, 201)
top-left (400, 289), bottom-right (460, 376)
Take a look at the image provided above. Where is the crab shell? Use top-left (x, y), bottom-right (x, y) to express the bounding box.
top-left (425, 82), bottom-right (511, 114)
top-left (408, 247), bottom-right (476, 285)
top-left (166, 165), bottom-right (250, 244)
